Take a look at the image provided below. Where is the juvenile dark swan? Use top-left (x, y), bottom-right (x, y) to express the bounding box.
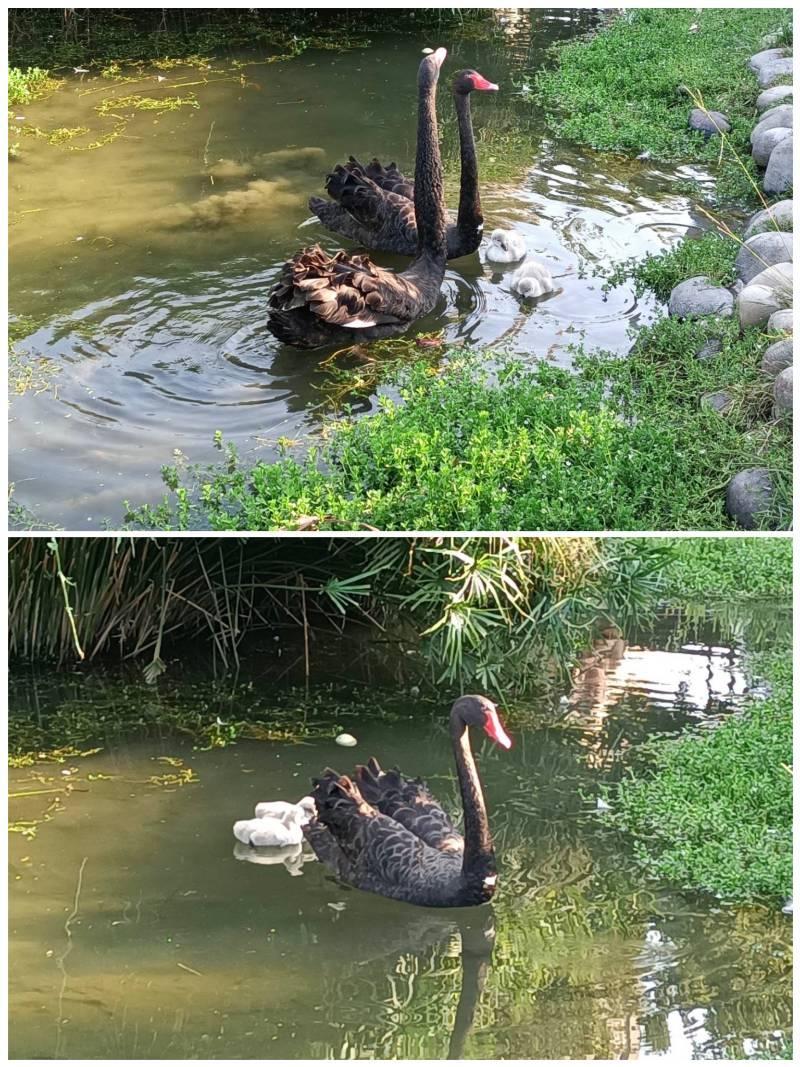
top-left (303, 696), bottom-right (512, 908)
top-left (309, 69), bottom-right (499, 259)
top-left (267, 48), bottom-right (449, 349)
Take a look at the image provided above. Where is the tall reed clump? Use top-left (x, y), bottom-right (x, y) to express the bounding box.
top-left (8, 537), bottom-right (672, 691)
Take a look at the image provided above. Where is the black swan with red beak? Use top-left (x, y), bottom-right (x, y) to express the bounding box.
top-left (309, 69), bottom-right (499, 259)
top-left (303, 696), bottom-right (512, 908)
top-left (267, 48), bottom-right (449, 349)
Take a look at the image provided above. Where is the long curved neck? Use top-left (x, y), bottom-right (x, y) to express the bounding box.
top-left (455, 92), bottom-right (483, 244)
top-left (451, 713), bottom-right (495, 875)
top-left (413, 75), bottom-right (447, 265)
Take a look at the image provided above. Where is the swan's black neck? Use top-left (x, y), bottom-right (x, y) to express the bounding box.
top-left (413, 70), bottom-right (447, 265)
top-left (454, 91), bottom-right (483, 250)
top-left (451, 711), bottom-right (496, 880)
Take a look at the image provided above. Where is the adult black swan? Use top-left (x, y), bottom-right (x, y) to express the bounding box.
top-left (303, 695), bottom-right (512, 908)
top-left (267, 48), bottom-right (449, 349)
top-left (309, 69), bottom-right (498, 259)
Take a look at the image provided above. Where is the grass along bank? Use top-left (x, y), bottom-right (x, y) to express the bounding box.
top-left (610, 649), bottom-right (792, 904)
top-left (534, 8), bottom-right (791, 177)
top-left (126, 316), bottom-right (791, 532)
top-left (658, 536), bottom-right (792, 600)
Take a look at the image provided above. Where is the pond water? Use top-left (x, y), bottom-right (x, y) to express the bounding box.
top-left (8, 10), bottom-right (718, 530)
top-left (8, 604), bottom-right (792, 1059)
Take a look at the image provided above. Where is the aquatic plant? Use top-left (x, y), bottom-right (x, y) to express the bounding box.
top-left (610, 650), bottom-right (792, 903)
top-left (126, 323), bottom-right (792, 533)
top-left (658, 537), bottom-right (792, 600)
top-left (8, 66), bottom-right (61, 105)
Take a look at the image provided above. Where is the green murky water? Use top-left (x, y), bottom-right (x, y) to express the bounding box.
top-left (8, 604), bottom-right (792, 1059)
top-left (9, 10), bottom-right (717, 529)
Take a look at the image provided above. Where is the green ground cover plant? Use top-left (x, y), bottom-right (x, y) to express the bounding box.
top-left (126, 317), bottom-right (791, 532)
top-left (660, 536), bottom-right (792, 599)
top-left (605, 232), bottom-right (739, 301)
top-left (611, 649), bottom-right (792, 903)
top-left (534, 8), bottom-right (792, 163)
top-left (8, 66), bottom-right (61, 105)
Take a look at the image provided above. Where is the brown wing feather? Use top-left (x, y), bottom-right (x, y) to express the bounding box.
top-left (268, 244), bottom-right (423, 330)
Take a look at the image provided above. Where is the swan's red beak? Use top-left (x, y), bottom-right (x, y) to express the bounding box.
top-left (484, 707), bottom-right (512, 749)
top-left (472, 73), bottom-right (499, 91)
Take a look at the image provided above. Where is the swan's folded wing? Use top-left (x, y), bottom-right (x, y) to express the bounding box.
top-left (357, 157), bottom-right (415, 202)
top-left (268, 245), bottom-right (422, 330)
top-left (356, 758), bottom-right (463, 855)
top-left (321, 166), bottom-right (418, 254)
top-left (310, 770), bottom-right (454, 892)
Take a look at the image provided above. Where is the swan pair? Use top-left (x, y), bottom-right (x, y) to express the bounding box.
top-left (268, 50), bottom-right (498, 348)
top-left (233, 796), bottom-right (316, 848)
top-left (486, 228), bottom-right (556, 299)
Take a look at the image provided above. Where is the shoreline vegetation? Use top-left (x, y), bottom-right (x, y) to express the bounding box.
top-left (102, 7), bottom-right (791, 533)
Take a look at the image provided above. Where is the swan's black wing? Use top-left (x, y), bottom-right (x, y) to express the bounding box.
top-left (308, 164), bottom-right (418, 257)
top-left (306, 769), bottom-right (461, 902)
top-left (355, 757), bottom-right (464, 855)
top-left (359, 157), bottom-right (415, 201)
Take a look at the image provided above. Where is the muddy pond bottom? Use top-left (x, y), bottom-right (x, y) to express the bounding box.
top-left (8, 11), bottom-right (715, 528)
top-left (8, 605), bottom-right (792, 1059)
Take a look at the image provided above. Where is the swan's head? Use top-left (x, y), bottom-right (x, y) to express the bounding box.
top-left (418, 47), bottom-right (447, 89)
top-left (489, 228), bottom-right (511, 252)
top-left (453, 69), bottom-right (500, 95)
top-left (453, 695), bottom-right (512, 749)
top-left (298, 796), bottom-right (317, 819)
top-left (516, 277), bottom-right (541, 298)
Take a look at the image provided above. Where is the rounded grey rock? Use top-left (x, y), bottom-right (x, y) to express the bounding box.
top-left (689, 108), bottom-right (731, 137)
top-left (735, 231), bottom-right (793, 285)
top-left (743, 199), bottom-right (793, 238)
top-left (758, 58), bottom-right (795, 89)
top-left (751, 125), bottom-right (792, 167)
top-left (764, 134), bottom-right (794, 195)
top-left (749, 47), bottom-right (791, 72)
top-left (738, 262), bottom-right (793, 327)
top-left (751, 104), bottom-right (794, 141)
top-left (774, 365), bottom-right (793, 416)
top-left (756, 85), bottom-right (793, 111)
top-left (761, 339), bottom-right (794, 377)
top-left (696, 338), bottom-right (723, 362)
top-left (768, 308), bottom-right (793, 333)
top-left (702, 389), bottom-right (735, 414)
top-left (668, 276), bottom-right (734, 319)
top-left (725, 468), bottom-right (775, 529)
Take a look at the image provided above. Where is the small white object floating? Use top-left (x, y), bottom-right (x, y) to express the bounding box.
top-left (486, 228), bottom-right (527, 264)
top-left (596, 797), bottom-right (612, 812)
top-left (335, 733), bottom-right (358, 748)
top-left (782, 897), bottom-right (793, 915)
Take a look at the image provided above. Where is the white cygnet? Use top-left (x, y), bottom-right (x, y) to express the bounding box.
top-left (485, 228), bottom-right (527, 264)
top-left (510, 260), bottom-right (556, 298)
top-left (254, 796), bottom-right (316, 826)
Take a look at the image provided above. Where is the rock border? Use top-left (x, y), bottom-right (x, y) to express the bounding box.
top-left (677, 28), bottom-right (793, 528)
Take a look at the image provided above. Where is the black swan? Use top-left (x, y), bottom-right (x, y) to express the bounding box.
top-left (308, 69), bottom-right (498, 259)
top-left (303, 695), bottom-right (512, 908)
top-left (267, 48), bottom-right (448, 349)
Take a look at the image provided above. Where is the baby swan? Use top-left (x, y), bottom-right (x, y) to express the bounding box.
top-left (233, 809), bottom-right (304, 848)
top-left (486, 228), bottom-right (527, 264)
top-left (254, 796), bottom-right (316, 825)
top-left (510, 260), bottom-right (556, 299)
